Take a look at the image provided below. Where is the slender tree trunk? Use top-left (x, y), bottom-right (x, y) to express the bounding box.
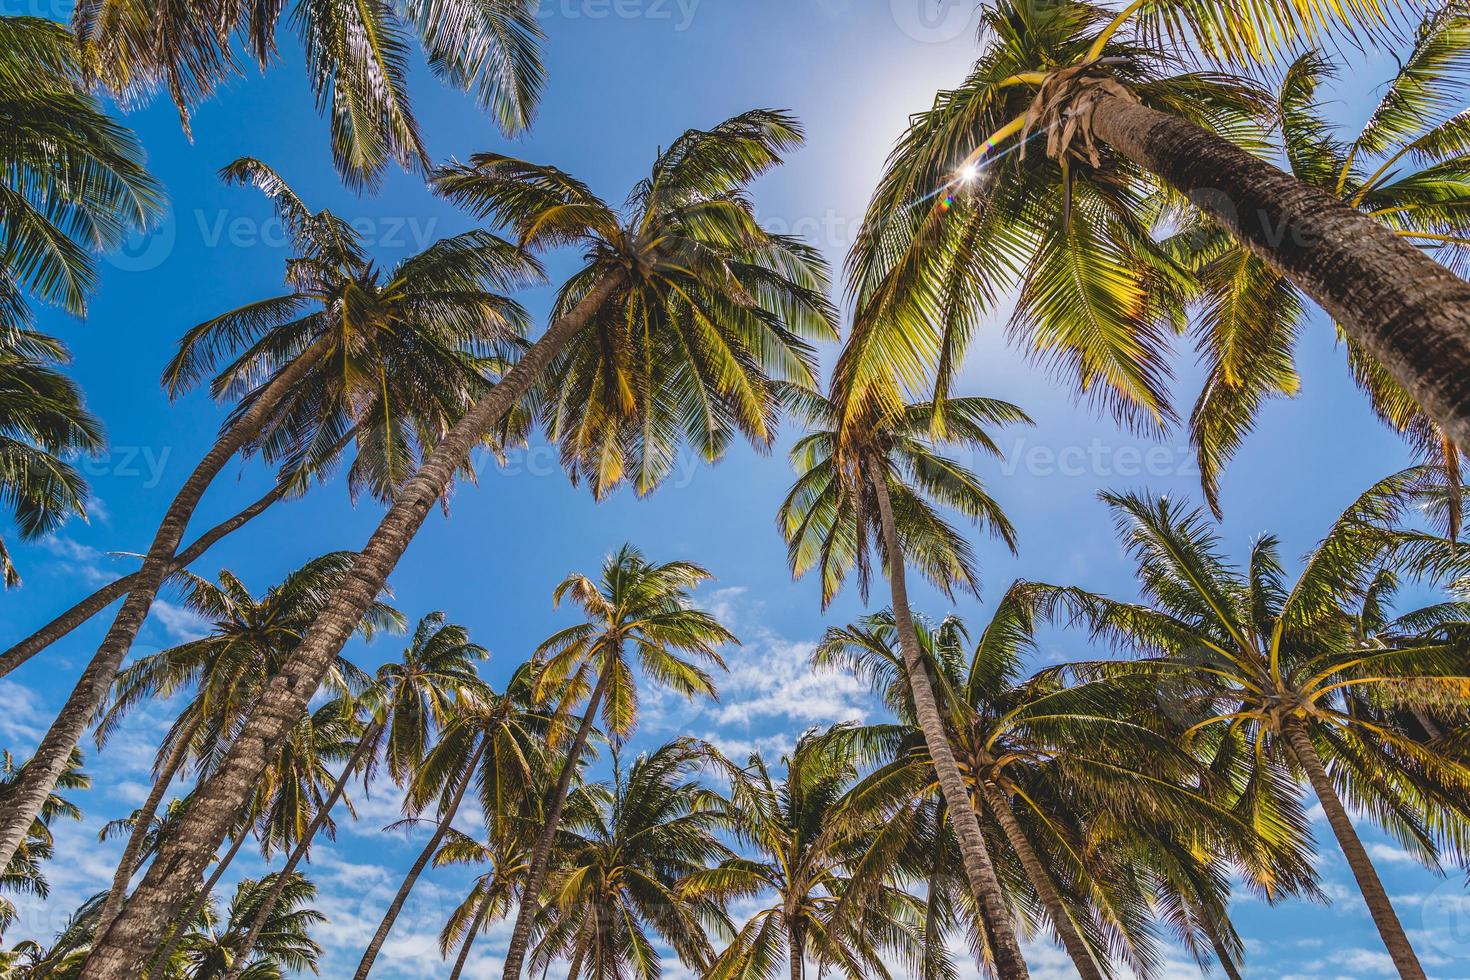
top-left (96, 713), bottom-right (205, 935)
top-left (353, 737), bottom-right (489, 980)
top-left (1283, 723), bottom-right (1425, 979)
top-left (78, 276), bottom-right (624, 980)
top-left (0, 339), bottom-right (331, 875)
top-left (0, 427), bottom-right (356, 681)
top-left (979, 780), bottom-right (1103, 980)
top-left (1209, 930), bottom-right (1245, 980)
top-left (868, 469), bottom-right (1030, 979)
top-left (447, 884), bottom-right (496, 980)
top-left (1089, 92), bottom-right (1470, 450)
top-left (501, 654), bottom-right (615, 980)
top-left (788, 922), bottom-right (803, 980)
top-left (148, 829), bottom-right (249, 978)
top-left (220, 722), bottom-right (381, 980)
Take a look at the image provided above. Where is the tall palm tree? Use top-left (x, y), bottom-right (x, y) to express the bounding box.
top-left (91, 554), bottom-right (401, 936)
top-left (219, 612), bottom-right (490, 980)
top-left (0, 163), bottom-right (535, 880)
top-left (686, 732), bottom-right (926, 980)
top-left (779, 382), bottom-right (1033, 978)
top-left (168, 872), bottom-right (325, 980)
top-left (818, 602), bottom-right (1314, 979)
top-left (499, 546), bottom-right (735, 979)
top-left (0, 330), bottom-right (103, 588)
top-left (84, 110), bottom-right (833, 980)
top-left (843, 0), bottom-right (1470, 457)
top-left (530, 740), bottom-right (731, 980)
top-left (1034, 473), bottom-right (1470, 979)
top-left (433, 819), bottom-right (535, 980)
top-left (0, 15), bottom-right (162, 326)
top-left (1181, 14), bottom-right (1470, 519)
top-left (0, 749), bottom-right (88, 938)
top-left (71, 0), bottom-right (545, 190)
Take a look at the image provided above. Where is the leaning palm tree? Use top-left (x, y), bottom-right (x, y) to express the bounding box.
top-left (686, 732), bottom-right (927, 980)
top-left (0, 749), bottom-right (88, 938)
top-left (91, 554), bottom-right (400, 936)
top-left (1182, 15), bottom-right (1470, 519)
top-left (85, 110), bottom-right (833, 980)
top-left (0, 330), bottom-right (103, 588)
top-left (0, 15), bottom-right (162, 326)
top-left (219, 612), bottom-right (489, 980)
top-left (72, 0), bottom-right (544, 190)
top-left (499, 546), bottom-right (736, 979)
top-left (0, 163), bottom-right (536, 882)
top-left (817, 602), bottom-right (1316, 979)
top-left (844, 0), bottom-right (1470, 459)
top-left (530, 739), bottom-right (731, 979)
top-left (1034, 474), bottom-right (1470, 979)
top-left (779, 381), bottom-right (1033, 978)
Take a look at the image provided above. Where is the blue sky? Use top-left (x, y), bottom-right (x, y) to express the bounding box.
top-left (2, 1), bottom-right (1468, 976)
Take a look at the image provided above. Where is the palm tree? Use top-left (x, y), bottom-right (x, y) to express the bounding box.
top-left (778, 382), bottom-right (1033, 978)
top-left (219, 612), bottom-right (489, 980)
top-left (71, 0), bottom-right (545, 189)
top-left (0, 749), bottom-right (88, 937)
top-left (686, 732), bottom-right (926, 980)
top-left (0, 15), bottom-right (162, 326)
top-left (817, 601), bottom-right (1312, 979)
top-left (169, 872), bottom-right (325, 980)
top-left (1182, 14), bottom-right (1470, 518)
top-left (91, 554), bottom-right (401, 936)
top-left (433, 820), bottom-right (534, 980)
top-left (1033, 473), bottom-right (1470, 979)
top-left (498, 546), bottom-right (735, 979)
top-left (85, 110), bottom-right (833, 980)
top-left (843, 0), bottom-right (1470, 458)
top-left (0, 163), bottom-right (534, 880)
top-left (0, 330), bottom-right (103, 588)
top-left (530, 740), bottom-right (730, 979)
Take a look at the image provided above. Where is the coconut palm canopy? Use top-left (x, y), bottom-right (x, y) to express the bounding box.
top-left (4, 2), bottom-right (1470, 980)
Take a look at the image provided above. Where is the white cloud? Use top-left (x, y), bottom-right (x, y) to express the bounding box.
top-left (150, 600), bottom-right (210, 643)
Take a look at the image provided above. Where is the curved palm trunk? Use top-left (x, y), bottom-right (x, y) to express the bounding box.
top-left (1283, 723), bottom-right (1426, 979)
top-left (501, 654), bottom-right (615, 980)
top-left (148, 828), bottom-right (249, 977)
top-left (0, 427), bottom-right (357, 681)
top-left (354, 737), bottom-right (489, 979)
top-left (0, 339), bottom-right (331, 876)
top-left (1209, 930), bottom-right (1246, 980)
top-left (220, 721), bottom-right (382, 980)
top-left (1089, 91), bottom-right (1470, 450)
top-left (979, 780), bottom-right (1104, 980)
top-left (96, 713), bottom-right (205, 935)
top-left (447, 884), bottom-right (497, 980)
top-left (868, 469), bottom-right (1030, 979)
top-left (75, 275), bottom-right (624, 980)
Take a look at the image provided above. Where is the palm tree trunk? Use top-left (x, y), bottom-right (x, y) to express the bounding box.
top-left (501, 654), bottom-right (616, 980)
top-left (1283, 722), bottom-right (1425, 979)
top-left (219, 721), bottom-right (381, 980)
top-left (96, 713), bottom-right (205, 935)
top-left (354, 736), bottom-right (489, 980)
top-left (77, 275), bottom-right (623, 980)
top-left (148, 828), bottom-right (249, 978)
top-left (1209, 930), bottom-right (1245, 980)
top-left (787, 923), bottom-right (803, 980)
top-left (979, 780), bottom-right (1103, 980)
top-left (447, 885), bottom-right (496, 980)
top-left (0, 427), bottom-right (356, 681)
top-left (868, 469), bottom-right (1030, 979)
top-left (1089, 91), bottom-right (1470, 450)
top-left (0, 338), bottom-right (331, 876)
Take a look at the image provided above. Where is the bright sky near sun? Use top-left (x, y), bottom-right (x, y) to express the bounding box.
top-left (2, 1), bottom-right (1467, 977)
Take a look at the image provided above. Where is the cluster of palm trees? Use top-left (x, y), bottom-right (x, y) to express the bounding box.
top-left (1, 0), bottom-right (1469, 976)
